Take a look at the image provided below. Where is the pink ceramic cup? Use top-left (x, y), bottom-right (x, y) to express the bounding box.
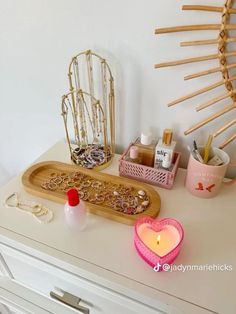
top-left (185, 147), bottom-right (236, 198)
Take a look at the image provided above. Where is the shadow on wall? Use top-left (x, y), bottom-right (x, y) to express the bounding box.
top-left (115, 50), bottom-right (143, 153)
top-left (0, 164), bottom-right (11, 187)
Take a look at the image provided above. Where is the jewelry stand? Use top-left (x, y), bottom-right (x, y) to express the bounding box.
top-left (61, 50), bottom-right (115, 170)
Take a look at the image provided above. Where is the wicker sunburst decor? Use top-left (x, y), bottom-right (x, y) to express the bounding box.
top-left (155, 1), bottom-right (236, 149)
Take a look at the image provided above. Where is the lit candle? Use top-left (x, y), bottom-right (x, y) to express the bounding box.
top-left (134, 217), bottom-right (184, 270)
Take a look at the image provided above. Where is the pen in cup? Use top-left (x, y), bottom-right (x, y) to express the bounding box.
top-left (193, 140), bottom-right (204, 163)
top-left (187, 144), bottom-right (203, 163)
top-left (203, 135), bottom-right (213, 164)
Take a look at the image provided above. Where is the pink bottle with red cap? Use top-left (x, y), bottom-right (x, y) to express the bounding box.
top-left (64, 188), bottom-right (87, 231)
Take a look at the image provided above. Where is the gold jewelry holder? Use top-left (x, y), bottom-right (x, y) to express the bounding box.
top-left (61, 50), bottom-right (115, 170)
top-left (155, 0), bottom-right (236, 149)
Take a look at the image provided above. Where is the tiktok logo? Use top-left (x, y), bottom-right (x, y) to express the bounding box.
top-left (153, 263), bottom-right (171, 272)
top-left (153, 262), bottom-right (162, 272)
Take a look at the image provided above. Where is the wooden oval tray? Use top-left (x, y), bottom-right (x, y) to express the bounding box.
top-left (22, 161), bottom-right (161, 225)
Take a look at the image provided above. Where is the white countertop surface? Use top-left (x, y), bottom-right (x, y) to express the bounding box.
top-left (0, 141), bottom-right (235, 314)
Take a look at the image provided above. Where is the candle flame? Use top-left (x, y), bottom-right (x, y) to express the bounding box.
top-left (157, 234), bottom-right (161, 245)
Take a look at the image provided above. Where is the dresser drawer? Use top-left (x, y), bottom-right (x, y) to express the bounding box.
top-left (0, 303), bottom-right (13, 314)
top-left (0, 252), bottom-right (12, 278)
top-left (0, 256), bottom-right (4, 277)
top-left (0, 243), bottom-right (164, 314)
top-left (0, 302), bottom-right (22, 314)
top-left (0, 277), bottom-right (80, 314)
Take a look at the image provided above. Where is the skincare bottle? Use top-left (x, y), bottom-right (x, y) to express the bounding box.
top-left (134, 132), bottom-right (156, 167)
top-left (154, 129), bottom-right (176, 168)
top-left (64, 188), bottom-right (87, 231)
top-left (125, 145), bottom-right (142, 164)
top-left (161, 153), bottom-right (173, 171)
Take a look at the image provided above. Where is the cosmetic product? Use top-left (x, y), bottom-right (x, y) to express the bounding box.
top-left (154, 129), bottom-right (176, 168)
top-left (125, 145), bottom-right (142, 164)
top-left (134, 132), bottom-right (156, 167)
top-left (161, 153), bottom-right (173, 171)
top-left (64, 188), bottom-right (87, 231)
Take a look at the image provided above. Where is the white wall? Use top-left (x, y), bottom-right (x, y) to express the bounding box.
top-left (0, 0), bottom-right (235, 182)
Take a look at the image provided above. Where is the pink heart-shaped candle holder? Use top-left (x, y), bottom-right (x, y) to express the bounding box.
top-left (134, 217), bottom-right (184, 271)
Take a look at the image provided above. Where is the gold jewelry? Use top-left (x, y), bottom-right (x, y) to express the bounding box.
top-left (41, 182), bottom-right (49, 190)
top-left (81, 180), bottom-right (91, 188)
top-left (71, 172), bottom-right (82, 180)
top-left (95, 194), bottom-right (105, 203)
top-left (82, 191), bottom-right (89, 201)
top-left (62, 176), bottom-right (70, 183)
top-left (91, 181), bottom-right (103, 189)
top-left (77, 190), bottom-right (85, 199)
top-left (121, 202), bottom-right (129, 211)
top-left (67, 181), bottom-right (75, 188)
top-left (40, 171), bottom-right (151, 215)
top-left (58, 183), bottom-right (67, 191)
top-left (51, 177), bottom-right (63, 185)
top-left (48, 182), bottom-right (57, 191)
top-left (4, 193), bottom-right (53, 223)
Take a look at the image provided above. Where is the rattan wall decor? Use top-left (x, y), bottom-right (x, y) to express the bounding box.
top-left (61, 50), bottom-right (115, 170)
top-left (155, 1), bottom-right (236, 149)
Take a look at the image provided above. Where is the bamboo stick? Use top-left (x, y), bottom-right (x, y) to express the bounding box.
top-left (181, 37), bottom-right (236, 47)
top-left (182, 5), bottom-right (223, 13)
top-left (219, 134), bottom-right (236, 149)
top-left (184, 66), bottom-right (221, 80)
top-left (168, 75), bottom-right (236, 107)
top-left (182, 5), bottom-right (236, 14)
top-left (181, 39), bottom-right (218, 46)
top-left (155, 52), bottom-right (236, 69)
top-left (219, 52), bottom-right (236, 58)
top-left (185, 63), bottom-right (236, 81)
top-left (213, 118), bottom-right (236, 137)
top-left (155, 24), bottom-right (236, 35)
top-left (168, 80), bottom-right (224, 107)
top-left (196, 91), bottom-right (232, 111)
top-left (223, 7), bottom-right (236, 14)
top-left (155, 54), bottom-right (217, 68)
top-left (184, 104), bottom-right (236, 135)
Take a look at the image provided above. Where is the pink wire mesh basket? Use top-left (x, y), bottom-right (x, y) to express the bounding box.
top-left (119, 144), bottom-right (181, 189)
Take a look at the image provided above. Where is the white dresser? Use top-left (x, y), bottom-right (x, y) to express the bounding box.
top-left (0, 141), bottom-right (235, 314)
